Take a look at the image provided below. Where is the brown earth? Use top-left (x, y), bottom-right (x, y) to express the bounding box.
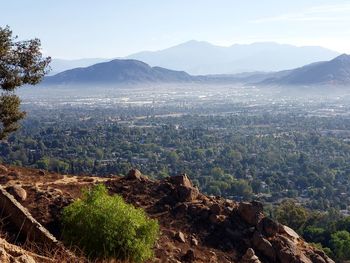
top-left (0, 165), bottom-right (335, 263)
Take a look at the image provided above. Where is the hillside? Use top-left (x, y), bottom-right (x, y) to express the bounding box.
top-left (261, 54), bottom-right (350, 86)
top-left (44, 59), bottom-right (194, 85)
top-left (0, 164), bottom-right (334, 263)
top-left (49, 58), bottom-right (108, 75)
top-left (127, 41), bottom-right (339, 74)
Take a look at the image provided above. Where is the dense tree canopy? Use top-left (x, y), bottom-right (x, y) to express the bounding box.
top-left (0, 26), bottom-right (50, 139)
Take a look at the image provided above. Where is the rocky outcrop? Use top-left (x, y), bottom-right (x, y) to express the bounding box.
top-left (0, 186), bottom-right (58, 247)
top-left (0, 165), bottom-right (337, 263)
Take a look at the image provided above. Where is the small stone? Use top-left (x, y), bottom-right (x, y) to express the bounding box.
top-left (0, 165), bottom-right (8, 174)
top-left (241, 248), bottom-right (262, 263)
top-left (38, 169), bottom-right (46, 176)
top-left (175, 231), bottom-right (186, 243)
top-left (7, 185), bottom-right (27, 201)
top-left (191, 237), bottom-right (199, 246)
top-left (182, 249), bottom-right (195, 262)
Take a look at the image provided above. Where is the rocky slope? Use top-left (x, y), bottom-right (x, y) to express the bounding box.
top-left (0, 164), bottom-right (334, 263)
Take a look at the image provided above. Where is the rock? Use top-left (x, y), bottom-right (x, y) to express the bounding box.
top-left (6, 185), bottom-right (27, 201)
top-left (252, 232), bottom-right (276, 261)
top-left (37, 170), bottom-right (46, 176)
top-left (258, 217), bottom-right (279, 237)
top-left (240, 248), bottom-right (261, 263)
top-left (176, 185), bottom-right (199, 202)
top-left (182, 249), bottom-right (195, 262)
top-left (126, 169), bottom-right (142, 180)
top-left (237, 201), bottom-right (264, 226)
top-left (0, 165), bottom-right (8, 174)
top-left (210, 203), bottom-right (222, 215)
top-left (0, 238), bottom-right (38, 263)
top-left (173, 203), bottom-right (188, 218)
top-left (16, 254), bottom-right (36, 263)
top-left (209, 214), bottom-right (226, 224)
top-left (175, 231), bottom-right (186, 243)
top-left (7, 170), bottom-right (21, 179)
top-left (280, 225), bottom-right (300, 240)
top-left (0, 175), bottom-right (9, 185)
top-left (191, 237), bottom-right (199, 246)
top-left (272, 234), bottom-right (312, 263)
top-left (169, 174), bottom-right (193, 188)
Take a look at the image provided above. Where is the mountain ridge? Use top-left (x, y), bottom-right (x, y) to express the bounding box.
top-left (126, 41), bottom-right (339, 74)
top-left (50, 41), bottom-right (339, 75)
top-left (261, 53), bottom-right (350, 86)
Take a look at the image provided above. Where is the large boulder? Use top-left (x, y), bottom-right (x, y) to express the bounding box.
top-left (169, 174), bottom-right (193, 188)
top-left (169, 174), bottom-right (199, 202)
top-left (176, 185), bottom-right (199, 202)
top-left (252, 231), bottom-right (276, 261)
top-left (258, 217), bottom-right (280, 237)
top-left (126, 169), bottom-right (142, 180)
top-left (237, 201), bottom-right (264, 226)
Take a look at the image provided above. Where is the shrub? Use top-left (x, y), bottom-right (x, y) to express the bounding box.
top-left (62, 184), bottom-right (159, 262)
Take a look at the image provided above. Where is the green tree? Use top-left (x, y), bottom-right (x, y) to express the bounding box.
top-left (275, 200), bottom-right (309, 232)
top-left (330, 231), bottom-right (350, 260)
top-left (0, 26), bottom-right (50, 139)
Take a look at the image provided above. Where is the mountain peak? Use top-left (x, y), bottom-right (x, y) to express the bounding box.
top-left (332, 53), bottom-right (350, 62)
top-left (44, 59), bottom-right (194, 85)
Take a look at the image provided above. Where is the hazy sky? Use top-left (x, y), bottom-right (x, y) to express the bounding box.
top-left (1, 0), bottom-right (350, 59)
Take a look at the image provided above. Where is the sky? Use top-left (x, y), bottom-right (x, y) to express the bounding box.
top-left (1, 0), bottom-right (350, 59)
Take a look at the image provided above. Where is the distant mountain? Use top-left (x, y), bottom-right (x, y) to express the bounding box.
top-left (49, 58), bottom-right (108, 75)
top-left (261, 54), bottom-right (350, 86)
top-left (44, 59), bottom-right (194, 85)
top-left (126, 41), bottom-right (339, 74)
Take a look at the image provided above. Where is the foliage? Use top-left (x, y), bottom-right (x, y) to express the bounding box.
top-left (0, 26), bottom-right (50, 139)
top-left (330, 231), bottom-right (350, 261)
top-left (62, 184), bottom-right (159, 262)
top-left (275, 200), bottom-right (309, 231)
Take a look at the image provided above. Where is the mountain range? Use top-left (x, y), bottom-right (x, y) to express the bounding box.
top-left (44, 54), bottom-right (350, 87)
top-left (50, 41), bottom-right (339, 75)
top-left (126, 41), bottom-right (339, 75)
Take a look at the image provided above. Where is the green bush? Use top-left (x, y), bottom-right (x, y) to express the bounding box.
top-left (62, 184), bottom-right (159, 262)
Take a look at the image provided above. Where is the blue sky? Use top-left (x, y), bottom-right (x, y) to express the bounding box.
top-left (1, 0), bottom-right (350, 58)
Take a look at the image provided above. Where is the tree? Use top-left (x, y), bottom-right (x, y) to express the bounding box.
top-left (0, 26), bottom-right (50, 139)
top-left (330, 231), bottom-right (350, 260)
top-left (275, 200), bottom-right (309, 232)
